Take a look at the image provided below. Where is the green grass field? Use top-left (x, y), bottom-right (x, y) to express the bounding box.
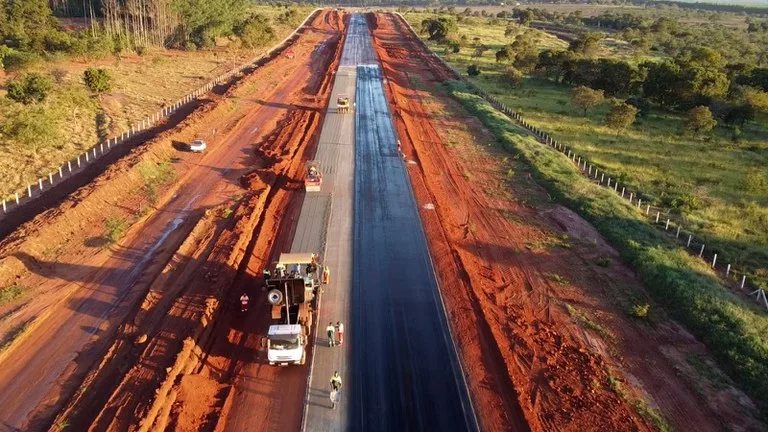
top-left (404, 11), bottom-right (768, 284)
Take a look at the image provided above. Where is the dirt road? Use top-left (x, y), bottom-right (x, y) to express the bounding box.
top-left (0, 11), bottom-right (345, 432)
top-left (369, 11), bottom-right (759, 432)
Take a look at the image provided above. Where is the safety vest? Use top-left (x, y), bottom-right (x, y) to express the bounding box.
top-left (322, 266), bottom-right (330, 284)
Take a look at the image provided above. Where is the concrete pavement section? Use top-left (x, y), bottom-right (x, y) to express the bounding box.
top-left (300, 14), bottom-right (365, 432)
top-left (303, 14), bottom-right (477, 432)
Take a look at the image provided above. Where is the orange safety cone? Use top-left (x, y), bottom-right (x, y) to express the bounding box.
top-left (322, 266), bottom-right (330, 285)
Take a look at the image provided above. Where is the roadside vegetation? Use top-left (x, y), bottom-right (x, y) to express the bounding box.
top-left (0, 284), bottom-right (29, 306)
top-left (404, 6), bottom-right (768, 290)
top-left (446, 80), bottom-right (768, 419)
top-left (0, 0), bottom-right (312, 199)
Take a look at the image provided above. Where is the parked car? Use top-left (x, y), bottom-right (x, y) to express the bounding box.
top-left (189, 139), bottom-right (207, 153)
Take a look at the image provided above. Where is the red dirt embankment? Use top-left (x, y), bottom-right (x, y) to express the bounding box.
top-left (174, 13), bottom-right (347, 432)
top-left (47, 10), bottom-right (346, 432)
top-left (370, 12), bottom-right (760, 432)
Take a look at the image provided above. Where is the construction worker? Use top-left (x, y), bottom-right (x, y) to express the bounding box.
top-left (326, 322), bottom-right (336, 347)
top-left (262, 268), bottom-right (271, 280)
top-left (336, 321), bottom-right (345, 345)
top-left (330, 371), bottom-right (343, 392)
top-left (330, 388), bottom-right (339, 409)
top-left (322, 266), bottom-right (330, 285)
top-left (240, 292), bottom-right (249, 313)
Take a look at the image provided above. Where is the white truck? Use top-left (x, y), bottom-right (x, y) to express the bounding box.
top-left (265, 253), bottom-right (320, 366)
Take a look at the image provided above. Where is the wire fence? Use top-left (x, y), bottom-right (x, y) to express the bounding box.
top-left (396, 13), bottom-right (768, 310)
top-left (0, 9), bottom-right (321, 222)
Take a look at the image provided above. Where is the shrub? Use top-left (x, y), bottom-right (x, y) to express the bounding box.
top-left (467, 64), bottom-right (481, 77)
top-left (6, 73), bottom-right (53, 104)
top-left (105, 217), bottom-right (128, 244)
top-left (742, 169), bottom-right (767, 194)
top-left (0, 104), bottom-right (61, 151)
top-left (447, 39), bottom-right (461, 53)
top-left (1, 49), bottom-right (40, 72)
top-left (630, 303), bottom-right (650, 319)
top-left (83, 68), bottom-right (112, 94)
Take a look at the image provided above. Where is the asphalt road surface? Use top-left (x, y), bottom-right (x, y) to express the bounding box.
top-left (304, 14), bottom-right (477, 432)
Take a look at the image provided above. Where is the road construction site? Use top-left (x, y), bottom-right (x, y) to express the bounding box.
top-left (0, 8), bottom-right (760, 432)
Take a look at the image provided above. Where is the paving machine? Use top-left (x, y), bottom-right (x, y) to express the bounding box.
top-left (305, 160), bottom-right (322, 192)
top-left (265, 253), bottom-right (321, 366)
top-left (337, 95), bottom-right (350, 113)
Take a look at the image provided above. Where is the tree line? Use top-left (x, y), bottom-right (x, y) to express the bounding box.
top-left (1, 0), bottom-right (284, 73)
top-left (421, 14), bottom-right (768, 138)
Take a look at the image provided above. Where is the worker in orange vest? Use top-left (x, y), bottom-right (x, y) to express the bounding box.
top-left (322, 266), bottom-right (330, 285)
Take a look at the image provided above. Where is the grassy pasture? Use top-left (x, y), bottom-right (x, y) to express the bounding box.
top-left (404, 11), bottom-right (768, 284)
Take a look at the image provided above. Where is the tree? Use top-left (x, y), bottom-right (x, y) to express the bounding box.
top-left (83, 68), bottom-right (112, 95)
top-left (739, 86), bottom-right (768, 113)
top-left (502, 67), bottom-right (524, 88)
top-left (724, 104), bottom-right (755, 128)
top-left (536, 49), bottom-right (570, 82)
top-left (604, 102), bottom-right (638, 135)
top-left (6, 72), bottom-right (51, 104)
top-left (568, 32), bottom-right (604, 57)
top-left (519, 10), bottom-right (534, 27)
top-left (495, 45), bottom-right (514, 63)
top-left (641, 60), bottom-right (682, 109)
top-left (510, 31), bottom-right (539, 73)
top-left (171, 0), bottom-right (249, 49)
top-left (235, 14), bottom-right (275, 49)
top-left (467, 64), bottom-right (481, 77)
top-left (472, 44), bottom-right (489, 58)
top-left (651, 17), bottom-right (679, 35)
top-left (593, 59), bottom-right (638, 97)
top-left (420, 17), bottom-right (457, 41)
top-left (0, 0), bottom-right (60, 52)
top-left (570, 86), bottom-right (605, 116)
top-left (684, 106), bottom-right (717, 137)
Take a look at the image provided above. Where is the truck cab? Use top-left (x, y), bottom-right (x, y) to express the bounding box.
top-left (264, 253), bottom-right (320, 367)
top-left (267, 324), bottom-right (307, 365)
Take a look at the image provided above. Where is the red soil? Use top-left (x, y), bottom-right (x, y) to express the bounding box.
top-left (370, 12), bottom-right (759, 432)
top-left (0, 10), bottom-right (345, 432)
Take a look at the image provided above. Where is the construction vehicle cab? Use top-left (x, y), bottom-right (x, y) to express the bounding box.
top-left (337, 95), bottom-right (350, 113)
top-left (267, 324), bottom-right (307, 365)
top-left (305, 161), bottom-right (322, 192)
top-left (265, 253), bottom-right (320, 366)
